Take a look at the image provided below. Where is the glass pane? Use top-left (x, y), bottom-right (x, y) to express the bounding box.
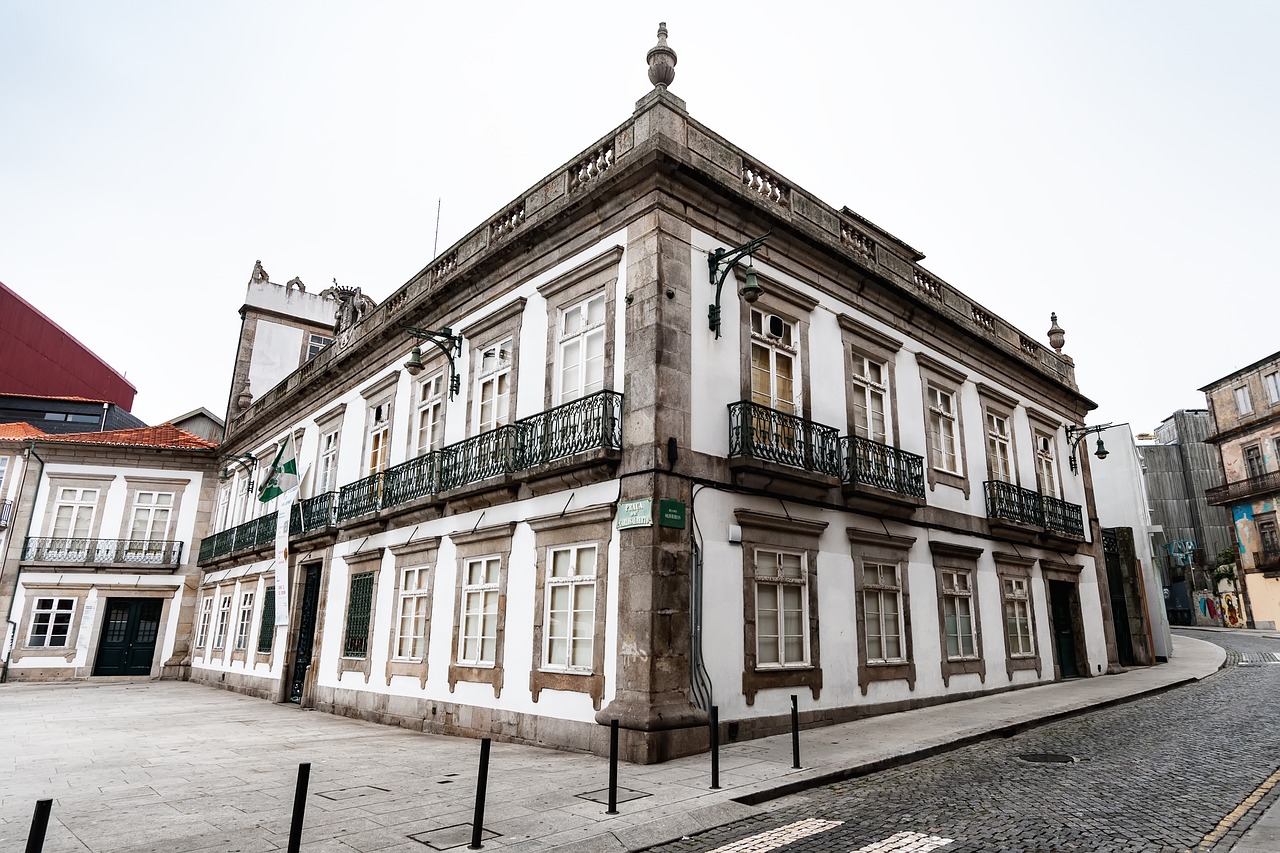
top-left (551, 550), bottom-right (572, 578)
top-left (548, 637), bottom-right (567, 666)
top-left (577, 547), bottom-right (596, 576)
top-left (571, 636), bottom-right (592, 668)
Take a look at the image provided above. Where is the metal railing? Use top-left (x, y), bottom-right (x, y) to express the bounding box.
top-left (1041, 493), bottom-right (1085, 539)
top-left (1256, 546), bottom-right (1280, 571)
top-left (727, 401), bottom-right (841, 476)
top-left (23, 537), bottom-right (184, 567)
top-left (199, 493), bottom-right (340, 563)
top-left (1206, 469), bottom-right (1280, 506)
top-left (382, 453), bottom-right (441, 507)
top-left (840, 435), bottom-right (926, 498)
top-left (290, 491), bottom-right (339, 535)
top-left (0, 498), bottom-right (12, 530)
top-left (337, 473), bottom-right (384, 521)
top-left (516, 390), bottom-right (623, 468)
top-left (439, 425), bottom-right (520, 491)
top-left (984, 481), bottom-right (1044, 527)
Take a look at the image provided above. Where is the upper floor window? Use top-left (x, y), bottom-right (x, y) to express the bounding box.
top-left (1244, 444), bottom-right (1265, 480)
top-left (850, 353), bottom-right (888, 444)
top-left (476, 340), bottom-right (513, 433)
top-left (1035, 433), bottom-right (1059, 498)
top-left (415, 372), bottom-right (447, 456)
top-left (1265, 372), bottom-right (1280, 406)
top-left (307, 333), bottom-right (334, 360)
top-left (986, 413), bottom-right (1013, 484)
top-left (318, 427), bottom-right (341, 493)
top-left (366, 403), bottom-right (391, 476)
top-left (129, 491), bottom-right (173, 541)
top-left (927, 386), bottom-right (959, 473)
top-left (750, 310), bottom-right (798, 414)
top-left (0, 455), bottom-right (8, 494)
top-left (557, 294), bottom-right (606, 404)
top-left (1235, 385), bottom-right (1253, 415)
top-left (53, 487), bottom-right (97, 539)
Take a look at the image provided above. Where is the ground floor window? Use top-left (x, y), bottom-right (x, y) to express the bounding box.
top-left (941, 569), bottom-right (977, 660)
top-left (544, 545), bottom-right (597, 671)
top-left (755, 549), bottom-right (809, 667)
top-left (234, 591), bottom-right (255, 651)
top-left (1004, 577), bottom-right (1034, 657)
top-left (28, 597), bottom-right (75, 647)
top-left (343, 572), bottom-right (376, 658)
top-left (256, 587), bottom-right (276, 653)
top-left (213, 593), bottom-right (231, 649)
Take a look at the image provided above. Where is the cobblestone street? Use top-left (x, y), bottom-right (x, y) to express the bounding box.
top-left (649, 630), bottom-right (1280, 853)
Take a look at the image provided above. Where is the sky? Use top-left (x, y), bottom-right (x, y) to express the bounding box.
top-left (2, 2), bottom-right (1276, 434)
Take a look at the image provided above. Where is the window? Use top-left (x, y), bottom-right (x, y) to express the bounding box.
top-left (0, 455), bottom-right (8, 494)
top-left (459, 557), bottom-right (500, 666)
top-left (1035, 434), bottom-right (1058, 497)
top-left (215, 484), bottom-right (232, 531)
top-left (395, 566), bottom-right (431, 661)
top-left (941, 570), bottom-right (977, 659)
top-left (754, 549), bottom-right (808, 667)
top-left (307, 333), bottom-right (334, 360)
top-left (196, 596), bottom-right (213, 649)
top-left (213, 594), bottom-right (231, 649)
top-left (927, 385), bottom-right (959, 473)
top-left (1003, 577), bottom-right (1035, 657)
top-left (475, 340), bottom-right (513, 433)
top-left (52, 487), bottom-right (97, 539)
top-left (27, 598), bottom-right (75, 647)
top-left (1265, 372), bottom-right (1280, 406)
top-left (234, 591), bottom-right (255, 651)
top-left (850, 353), bottom-right (888, 444)
top-left (366, 403), bottom-right (391, 476)
top-left (343, 572), bottom-right (375, 658)
top-left (1235, 385), bottom-right (1253, 415)
top-left (317, 428), bottom-right (340, 494)
top-left (557, 294), bottom-right (606, 403)
top-left (750, 309), bottom-right (798, 415)
top-left (862, 562), bottom-right (905, 663)
top-left (256, 587), bottom-right (276, 653)
top-left (129, 491), bottom-right (173, 541)
top-left (986, 413), bottom-right (1013, 484)
top-left (543, 545), bottom-right (597, 671)
top-left (415, 372), bottom-right (447, 455)
top-left (1245, 445), bottom-right (1265, 480)
top-left (1258, 518), bottom-right (1279, 551)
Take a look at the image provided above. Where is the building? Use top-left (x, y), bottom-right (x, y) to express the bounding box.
top-left (0, 393), bottom-right (146, 435)
top-left (191, 27), bottom-right (1119, 763)
top-left (0, 423), bottom-right (219, 681)
top-left (1202, 351), bottom-right (1280, 629)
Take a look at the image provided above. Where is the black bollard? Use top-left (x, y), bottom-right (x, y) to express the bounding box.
top-left (790, 694), bottom-right (801, 769)
top-left (287, 762), bottom-right (311, 853)
top-left (709, 706), bottom-right (720, 790)
top-left (25, 799), bottom-right (52, 853)
top-left (606, 719), bottom-right (620, 814)
top-left (469, 738), bottom-right (491, 850)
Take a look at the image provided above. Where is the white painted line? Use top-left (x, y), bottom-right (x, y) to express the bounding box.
top-left (706, 818), bottom-right (843, 852)
top-left (849, 830), bottom-right (955, 852)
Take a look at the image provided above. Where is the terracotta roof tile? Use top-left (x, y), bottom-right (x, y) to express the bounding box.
top-left (0, 422), bottom-right (48, 439)
top-left (37, 423), bottom-right (218, 451)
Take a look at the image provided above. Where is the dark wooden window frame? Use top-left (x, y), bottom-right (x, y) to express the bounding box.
top-left (993, 552), bottom-right (1042, 679)
top-left (929, 541), bottom-right (986, 687)
top-left (848, 526), bottom-right (917, 696)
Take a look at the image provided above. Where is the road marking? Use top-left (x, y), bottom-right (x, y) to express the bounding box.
top-left (706, 818), bottom-right (843, 852)
top-left (1191, 765), bottom-right (1280, 851)
top-left (850, 830), bottom-right (955, 852)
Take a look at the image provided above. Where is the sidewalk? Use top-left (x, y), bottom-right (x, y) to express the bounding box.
top-left (0, 635), bottom-right (1226, 853)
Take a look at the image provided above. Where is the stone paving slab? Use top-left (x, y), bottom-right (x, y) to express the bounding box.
top-left (0, 634), bottom-right (1226, 852)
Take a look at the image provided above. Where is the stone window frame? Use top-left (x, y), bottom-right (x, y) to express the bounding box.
top-left (229, 585), bottom-right (255, 664)
top-left (410, 369), bottom-right (451, 458)
top-left (211, 586), bottom-right (233, 653)
top-left (736, 275), bottom-right (819, 419)
top-left (463, 298), bottom-right (527, 436)
top-left (314, 402), bottom-right (346, 496)
top-left (848, 526), bottom-right (917, 696)
top-left (1039, 558), bottom-right (1088, 679)
top-left (1026, 409), bottom-right (1065, 496)
top-left (10, 583), bottom-right (92, 664)
top-left (916, 354), bottom-right (970, 497)
top-left (384, 537), bottom-right (441, 688)
top-left (1264, 371), bottom-right (1280, 407)
top-left (838, 314), bottom-right (903, 448)
top-left (993, 552), bottom-right (1042, 679)
top-left (737, 509), bottom-right (828, 706)
top-left (528, 506), bottom-right (613, 709)
top-left (929, 541), bottom-right (986, 687)
top-left (977, 384), bottom-right (1020, 487)
top-left (1235, 384), bottom-right (1253, 416)
top-left (359, 372), bottom-right (399, 478)
top-left (41, 473), bottom-right (113, 541)
top-left (538, 246), bottom-right (622, 408)
top-left (336, 548), bottom-right (385, 682)
top-left (448, 522), bottom-right (515, 697)
top-left (195, 592), bottom-right (214, 656)
top-left (115, 476), bottom-right (189, 544)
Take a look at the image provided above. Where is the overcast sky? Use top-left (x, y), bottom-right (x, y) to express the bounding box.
top-left (2, 2), bottom-right (1275, 434)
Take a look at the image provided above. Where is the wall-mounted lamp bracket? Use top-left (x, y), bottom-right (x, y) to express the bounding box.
top-left (707, 232), bottom-right (770, 339)
top-left (1065, 422), bottom-right (1126, 472)
top-left (403, 325), bottom-right (464, 398)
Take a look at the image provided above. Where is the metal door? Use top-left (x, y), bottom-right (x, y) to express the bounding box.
top-left (93, 598), bottom-right (163, 676)
top-left (288, 564), bottom-right (322, 703)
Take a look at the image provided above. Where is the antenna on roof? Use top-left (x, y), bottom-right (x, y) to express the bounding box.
top-left (432, 197), bottom-right (442, 258)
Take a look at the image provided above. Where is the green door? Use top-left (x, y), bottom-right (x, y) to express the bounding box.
top-left (93, 598), bottom-right (163, 676)
top-left (1048, 581), bottom-right (1080, 679)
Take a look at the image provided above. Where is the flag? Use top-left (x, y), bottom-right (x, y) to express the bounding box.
top-left (258, 434), bottom-right (299, 503)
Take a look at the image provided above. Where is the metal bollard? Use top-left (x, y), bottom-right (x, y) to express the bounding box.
top-left (287, 762), bottom-right (311, 853)
top-left (790, 694), bottom-right (801, 769)
top-left (709, 706), bottom-right (720, 790)
top-left (606, 719), bottom-right (620, 815)
top-left (25, 799), bottom-right (52, 853)
top-left (469, 737), bottom-right (491, 850)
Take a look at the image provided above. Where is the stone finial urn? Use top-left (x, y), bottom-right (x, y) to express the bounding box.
top-left (1047, 313), bottom-right (1065, 354)
top-left (235, 381), bottom-right (253, 412)
top-left (646, 22), bottom-right (677, 88)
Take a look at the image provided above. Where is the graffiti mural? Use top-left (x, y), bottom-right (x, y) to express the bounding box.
top-left (1194, 591), bottom-right (1223, 627)
top-left (1221, 592), bottom-right (1247, 628)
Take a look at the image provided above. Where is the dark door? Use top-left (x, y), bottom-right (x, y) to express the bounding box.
top-left (93, 598), bottom-right (163, 676)
top-left (1048, 580), bottom-right (1080, 678)
top-left (288, 564), bottom-right (322, 704)
top-left (1104, 544), bottom-right (1136, 667)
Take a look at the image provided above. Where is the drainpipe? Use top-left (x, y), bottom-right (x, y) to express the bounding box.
top-left (1, 440), bottom-right (45, 683)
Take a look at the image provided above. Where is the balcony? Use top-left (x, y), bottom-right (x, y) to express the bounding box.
top-left (727, 401), bottom-right (842, 499)
top-left (23, 537), bottom-right (184, 570)
top-left (1255, 546), bottom-right (1280, 573)
top-left (840, 434), bottom-right (926, 514)
top-left (1206, 469), bottom-right (1280, 507)
top-left (0, 499), bottom-right (11, 530)
top-left (984, 481), bottom-right (1086, 544)
top-left (198, 492), bottom-right (339, 565)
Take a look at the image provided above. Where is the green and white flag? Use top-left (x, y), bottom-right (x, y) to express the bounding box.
top-left (258, 433), bottom-right (299, 503)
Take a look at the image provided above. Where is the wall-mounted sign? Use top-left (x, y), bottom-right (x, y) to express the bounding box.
top-left (617, 498), bottom-right (653, 529)
top-left (659, 499), bottom-right (687, 529)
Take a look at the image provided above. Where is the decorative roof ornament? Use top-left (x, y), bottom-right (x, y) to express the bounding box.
top-left (319, 280), bottom-right (377, 335)
top-left (250, 260), bottom-right (270, 284)
top-left (1047, 312), bottom-right (1065, 354)
top-left (646, 22), bottom-right (677, 89)
top-left (285, 276), bottom-right (306, 293)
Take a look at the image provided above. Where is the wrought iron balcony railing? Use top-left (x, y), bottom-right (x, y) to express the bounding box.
top-left (23, 537), bottom-right (184, 567)
top-left (517, 390), bottom-right (623, 469)
top-left (1256, 546), bottom-right (1280, 571)
top-left (984, 480), bottom-right (1044, 527)
top-left (1206, 469), bottom-right (1280, 507)
top-left (198, 493), bottom-right (339, 563)
top-left (337, 473), bottom-right (384, 521)
top-left (1041, 493), bottom-right (1085, 539)
top-left (728, 401), bottom-right (842, 477)
top-left (290, 491), bottom-right (339, 535)
top-left (840, 435), bottom-right (926, 499)
top-left (382, 453), bottom-right (440, 508)
top-left (438, 425), bottom-right (520, 491)
top-left (0, 499), bottom-right (12, 530)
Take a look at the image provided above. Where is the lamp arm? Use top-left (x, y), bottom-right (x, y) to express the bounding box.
top-left (405, 326), bottom-right (464, 398)
top-left (707, 232), bottom-right (770, 339)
